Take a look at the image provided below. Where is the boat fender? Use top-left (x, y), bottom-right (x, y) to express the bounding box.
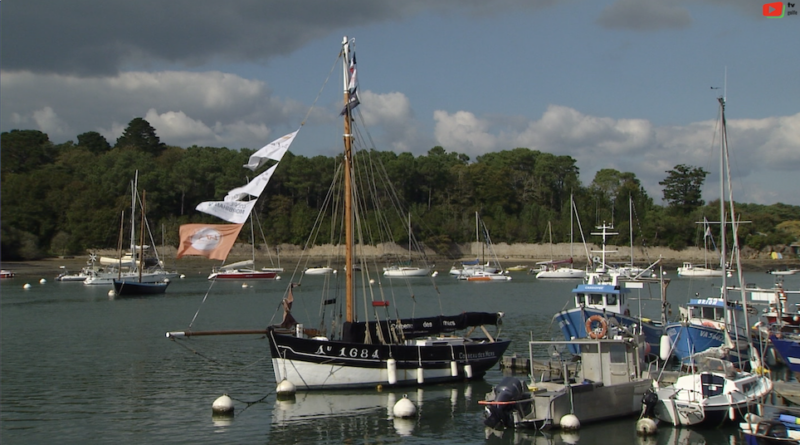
top-left (387, 358), bottom-right (397, 385)
top-left (464, 364), bottom-right (473, 379)
top-left (416, 367), bottom-right (424, 384)
top-left (659, 335), bottom-right (671, 361)
top-left (450, 361), bottom-right (458, 377)
top-left (586, 315), bottom-right (607, 339)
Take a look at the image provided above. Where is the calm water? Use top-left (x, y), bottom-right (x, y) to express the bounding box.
top-left (2, 266), bottom-right (798, 444)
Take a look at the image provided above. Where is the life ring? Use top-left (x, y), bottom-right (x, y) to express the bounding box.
top-left (586, 315), bottom-right (608, 339)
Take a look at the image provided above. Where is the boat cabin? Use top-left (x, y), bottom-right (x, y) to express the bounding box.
top-left (572, 283), bottom-right (631, 316)
top-left (680, 298), bottom-right (743, 328)
top-left (530, 337), bottom-right (647, 387)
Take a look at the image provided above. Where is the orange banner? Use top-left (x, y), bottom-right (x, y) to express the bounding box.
top-left (176, 223), bottom-right (244, 260)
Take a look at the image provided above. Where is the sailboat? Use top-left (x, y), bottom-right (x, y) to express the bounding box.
top-left (262, 37), bottom-right (510, 389)
top-left (677, 217), bottom-right (727, 278)
top-left (652, 96), bottom-right (773, 427)
top-left (535, 197), bottom-right (586, 279)
top-left (452, 212), bottom-right (510, 281)
top-left (383, 214), bottom-right (433, 277)
top-left (113, 190), bottom-right (170, 296)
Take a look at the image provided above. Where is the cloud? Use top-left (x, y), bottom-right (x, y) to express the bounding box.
top-left (596, 0), bottom-right (692, 31)
top-left (3, 0), bottom-right (560, 76)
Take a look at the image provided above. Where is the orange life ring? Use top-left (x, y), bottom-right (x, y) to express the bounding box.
top-left (586, 315), bottom-right (608, 339)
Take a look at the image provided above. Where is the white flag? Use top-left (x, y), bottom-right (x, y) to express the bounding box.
top-left (243, 130), bottom-right (297, 171)
top-left (225, 164), bottom-right (278, 202)
top-left (196, 200), bottom-right (258, 224)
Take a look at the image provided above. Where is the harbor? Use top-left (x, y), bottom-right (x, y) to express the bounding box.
top-left (2, 268), bottom-right (799, 444)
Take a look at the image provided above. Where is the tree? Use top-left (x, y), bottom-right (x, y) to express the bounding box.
top-left (115, 118), bottom-right (166, 156)
top-left (659, 164), bottom-right (708, 215)
top-left (77, 131), bottom-right (111, 154)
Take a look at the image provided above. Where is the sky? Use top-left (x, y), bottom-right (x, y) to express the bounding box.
top-left (2, 0), bottom-right (799, 206)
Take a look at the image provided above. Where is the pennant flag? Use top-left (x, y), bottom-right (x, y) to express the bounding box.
top-left (225, 164), bottom-right (279, 202)
top-left (339, 51), bottom-right (360, 116)
top-left (176, 223), bottom-right (244, 260)
top-left (195, 199), bottom-right (257, 224)
top-left (243, 130), bottom-right (298, 171)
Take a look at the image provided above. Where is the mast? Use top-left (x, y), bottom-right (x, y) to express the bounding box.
top-left (719, 97), bottom-right (727, 298)
top-left (342, 36), bottom-right (354, 323)
top-left (139, 191), bottom-right (146, 283)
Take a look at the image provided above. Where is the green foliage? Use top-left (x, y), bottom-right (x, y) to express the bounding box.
top-left (1, 124), bottom-right (798, 260)
top-left (659, 164), bottom-right (709, 214)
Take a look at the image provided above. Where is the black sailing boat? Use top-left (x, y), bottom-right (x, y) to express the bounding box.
top-left (113, 188), bottom-right (169, 296)
top-left (264, 36), bottom-right (510, 390)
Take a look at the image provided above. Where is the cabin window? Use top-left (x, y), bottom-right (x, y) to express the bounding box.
top-left (715, 308), bottom-right (725, 321)
top-left (606, 294), bottom-right (617, 305)
top-left (702, 307), bottom-right (715, 319)
top-left (590, 294), bottom-right (604, 305)
top-left (576, 295), bottom-right (584, 306)
top-left (580, 344), bottom-right (599, 355)
top-left (609, 344), bottom-right (626, 363)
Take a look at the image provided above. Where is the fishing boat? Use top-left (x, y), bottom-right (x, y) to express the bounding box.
top-left (551, 218), bottom-right (670, 360)
top-left (263, 37), bottom-right (510, 390)
top-left (481, 334), bottom-right (653, 430)
top-left (650, 96), bottom-right (773, 427)
top-left (0, 270), bottom-right (15, 278)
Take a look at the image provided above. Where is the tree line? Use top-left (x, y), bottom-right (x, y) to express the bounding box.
top-left (2, 118), bottom-right (799, 261)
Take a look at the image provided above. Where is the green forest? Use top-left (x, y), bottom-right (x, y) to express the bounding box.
top-left (2, 118), bottom-right (800, 261)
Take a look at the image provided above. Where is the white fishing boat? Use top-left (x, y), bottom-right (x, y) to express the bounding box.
top-left (482, 334), bottom-right (653, 430)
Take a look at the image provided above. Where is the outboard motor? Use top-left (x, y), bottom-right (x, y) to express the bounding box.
top-left (641, 388), bottom-right (659, 419)
top-left (483, 377), bottom-right (530, 429)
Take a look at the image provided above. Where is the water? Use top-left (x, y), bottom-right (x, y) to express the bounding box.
top-left (2, 268), bottom-right (798, 444)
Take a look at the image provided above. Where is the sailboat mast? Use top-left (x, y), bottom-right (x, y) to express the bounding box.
top-left (342, 36), bottom-right (354, 323)
top-left (719, 97), bottom-right (727, 296)
top-left (139, 191), bottom-right (146, 283)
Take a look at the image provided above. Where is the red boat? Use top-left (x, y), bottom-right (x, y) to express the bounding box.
top-left (0, 270), bottom-right (15, 278)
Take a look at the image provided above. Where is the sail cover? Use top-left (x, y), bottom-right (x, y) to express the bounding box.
top-left (342, 312), bottom-right (504, 343)
top-left (243, 130), bottom-right (298, 171)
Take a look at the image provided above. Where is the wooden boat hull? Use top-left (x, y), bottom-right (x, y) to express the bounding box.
top-left (112, 280), bottom-right (169, 296)
top-left (267, 328), bottom-right (510, 390)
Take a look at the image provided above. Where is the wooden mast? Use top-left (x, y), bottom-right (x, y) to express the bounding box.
top-left (342, 36), bottom-right (354, 323)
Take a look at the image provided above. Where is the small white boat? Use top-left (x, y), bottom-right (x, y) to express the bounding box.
top-left (651, 356), bottom-right (772, 427)
top-left (677, 261), bottom-right (726, 278)
top-left (304, 266), bottom-right (334, 275)
top-left (769, 269), bottom-right (799, 276)
top-left (383, 265), bottom-right (432, 277)
top-left (457, 270), bottom-right (510, 282)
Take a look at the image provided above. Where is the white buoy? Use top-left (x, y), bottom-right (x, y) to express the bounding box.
top-left (450, 361), bottom-right (458, 377)
top-left (387, 358), bottom-right (397, 385)
top-left (180, 274), bottom-right (186, 279)
top-left (242, 283), bottom-right (248, 288)
top-left (416, 368), bottom-right (424, 384)
top-left (431, 271), bottom-right (438, 277)
top-left (276, 275), bottom-right (281, 280)
top-left (39, 278), bottom-right (47, 284)
top-left (560, 414), bottom-right (580, 430)
top-left (393, 394), bottom-right (417, 418)
top-left (659, 335), bottom-right (671, 361)
top-left (333, 270), bottom-right (337, 274)
top-left (369, 279), bottom-right (375, 284)
top-left (276, 379), bottom-right (296, 399)
top-left (212, 394), bottom-right (234, 415)
top-left (23, 283), bottom-right (32, 289)
top-left (108, 290), bottom-right (115, 297)
top-left (164, 278), bottom-right (170, 283)
top-left (636, 417), bottom-right (658, 436)
top-left (464, 364), bottom-right (473, 379)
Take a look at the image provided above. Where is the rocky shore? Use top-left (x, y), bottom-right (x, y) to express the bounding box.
top-left (3, 241), bottom-right (797, 278)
